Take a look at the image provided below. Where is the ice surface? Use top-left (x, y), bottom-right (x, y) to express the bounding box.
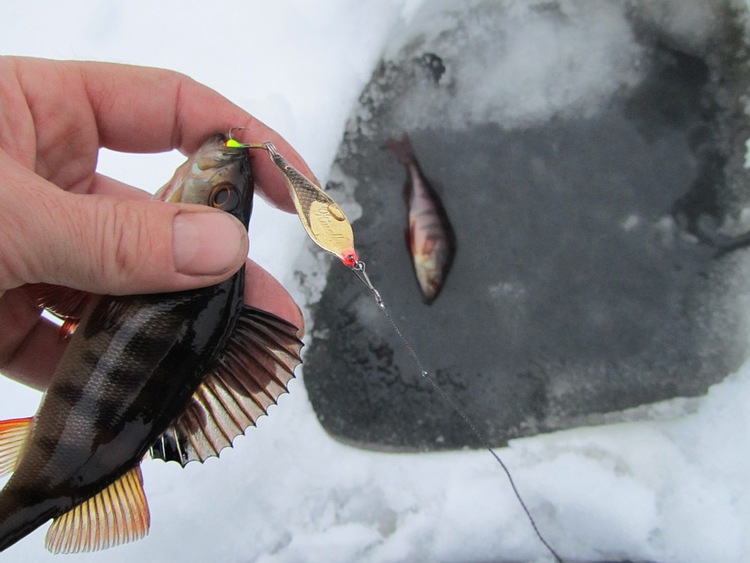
top-left (387, 0), bottom-right (647, 130)
top-left (308, 0), bottom-right (750, 453)
top-left (374, 0), bottom-right (741, 138)
top-left (1, 1), bottom-right (750, 562)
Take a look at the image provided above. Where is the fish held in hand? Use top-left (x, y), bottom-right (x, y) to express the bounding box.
top-left (0, 135), bottom-right (302, 554)
top-left (387, 133), bottom-right (456, 303)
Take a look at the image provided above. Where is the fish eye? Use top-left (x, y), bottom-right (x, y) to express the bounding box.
top-left (210, 183), bottom-right (240, 210)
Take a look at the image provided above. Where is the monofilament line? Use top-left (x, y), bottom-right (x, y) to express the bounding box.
top-left (378, 305), bottom-right (564, 563)
top-left (349, 263), bottom-right (563, 562)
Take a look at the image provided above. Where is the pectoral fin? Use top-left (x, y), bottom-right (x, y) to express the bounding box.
top-left (0, 417), bottom-right (34, 477)
top-left (0, 417), bottom-right (33, 477)
top-left (150, 306), bottom-right (303, 466)
top-left (45, 465), bottom-right (150, 554)
top-left (23, 284), bottom-right (91, 337)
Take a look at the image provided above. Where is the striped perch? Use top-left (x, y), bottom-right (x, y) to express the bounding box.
top-left (0, 135), bottom-right (302, 554)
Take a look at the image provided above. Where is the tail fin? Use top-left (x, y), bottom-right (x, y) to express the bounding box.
top-left (385, 133), bottom-right (416, 166)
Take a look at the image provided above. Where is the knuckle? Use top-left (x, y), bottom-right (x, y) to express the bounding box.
top-left (93, 200), bottom-right (165, 291)
top-left (111, 202), bottom-right (154, 276)
top-left (0, 189), bottom-right (66, 287)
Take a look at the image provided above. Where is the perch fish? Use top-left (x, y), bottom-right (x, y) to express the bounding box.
top-left (387, 133), bottom-right (456, 303)
top-left (0, 134), bottom-right (302, 553)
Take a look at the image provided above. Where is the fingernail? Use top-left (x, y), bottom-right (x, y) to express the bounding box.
top-left (173, 212), bottom-right (248, 276)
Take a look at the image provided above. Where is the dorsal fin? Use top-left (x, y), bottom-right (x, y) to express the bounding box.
top-left (45, 464), bottom-right (150, 553)
top-left (150, 306), bottom-right (303, 466)
top-left (0, 417), bottom-right (34, 477)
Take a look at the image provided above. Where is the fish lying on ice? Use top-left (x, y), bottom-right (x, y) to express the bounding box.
top-left (0, 134), bottom-right (302, 553)
top-left (386, 133), bottom-right (456, 303)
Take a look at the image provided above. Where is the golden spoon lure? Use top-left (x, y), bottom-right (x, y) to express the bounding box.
top-left (225, 130), bottom-right (381, 303)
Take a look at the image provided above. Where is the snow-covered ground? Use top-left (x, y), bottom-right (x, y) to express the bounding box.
top-left (2, 1), bottom-right (750, 561)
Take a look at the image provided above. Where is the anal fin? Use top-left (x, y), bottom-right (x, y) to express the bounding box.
top-left (45, 464), bottom-right (150, 553)
top-left (150, 306), bottom-right (303, 466)
top-left (0, 417), bottom-right (33, 477)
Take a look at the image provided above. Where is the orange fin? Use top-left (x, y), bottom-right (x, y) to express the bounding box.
top-left (150, 306), bottom-right (303, 466)
top-left (45, 464), bottom-right (150, 553)
top-left (23, 283), bottom-right (90, 323)
top-left (0, 417), bottom-right (33, 477)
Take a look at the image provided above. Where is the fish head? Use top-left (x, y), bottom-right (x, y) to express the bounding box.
top-left (154, 134), bottom-right (254, 227)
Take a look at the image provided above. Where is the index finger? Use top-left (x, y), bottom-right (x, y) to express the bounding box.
top-left (80, 60), bottom-right (312, 213)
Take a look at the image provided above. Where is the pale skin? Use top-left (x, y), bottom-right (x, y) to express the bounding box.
top-left (0, 56), bottom-right (307, 390)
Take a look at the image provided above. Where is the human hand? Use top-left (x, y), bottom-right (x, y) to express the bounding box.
top-left (0, 56), bottom-right (307, 390)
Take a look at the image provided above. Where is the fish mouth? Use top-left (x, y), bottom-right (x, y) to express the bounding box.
top-left (154, 134), bottom-right (247, 205)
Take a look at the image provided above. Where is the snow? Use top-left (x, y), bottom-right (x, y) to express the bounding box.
top-left (1, 1), bottom-right (750, 561)
top-left (385, 0), bottom-right (649, 131)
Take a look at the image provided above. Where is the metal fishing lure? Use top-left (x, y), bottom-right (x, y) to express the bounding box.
top-left (226, 130), bottom-right (382, 304)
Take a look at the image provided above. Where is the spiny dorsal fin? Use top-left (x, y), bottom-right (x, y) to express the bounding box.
top-left (45, 464), bottom-right (150, 553)
top-left (0, 417), bottom-right (33, 477)
top-left (150, 306), bottom-right (303, 466)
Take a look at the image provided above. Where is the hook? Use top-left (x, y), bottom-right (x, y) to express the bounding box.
top-left (225, 127), bottom-right (270, 150)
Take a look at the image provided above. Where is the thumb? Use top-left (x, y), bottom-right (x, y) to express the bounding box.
top-left (0, 173), bottom-right (249, 295)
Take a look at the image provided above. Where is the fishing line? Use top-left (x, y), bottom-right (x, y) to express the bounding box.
top-left (349, 261), bottom-right (564, 563)
top-left (242, 136), bottom-right (564, 562)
